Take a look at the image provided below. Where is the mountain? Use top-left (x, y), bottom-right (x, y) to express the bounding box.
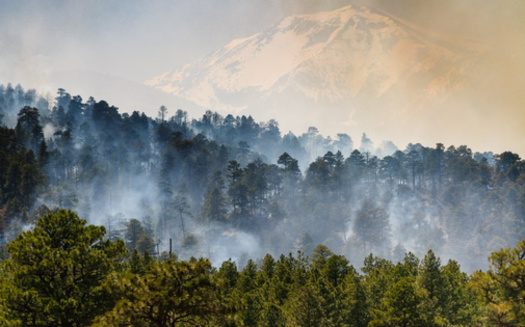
top-left (146, 5), bottom-right (487, 145)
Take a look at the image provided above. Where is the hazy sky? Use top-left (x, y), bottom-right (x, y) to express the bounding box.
top-left (1, 0), bottom-right (524, 155)
top-left (1, 1), bottom-right (294, 83)
top-left (2, 0), bottom-right (521, 80)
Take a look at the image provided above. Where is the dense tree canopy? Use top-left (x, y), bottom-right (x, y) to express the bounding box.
top-left (0, 210), bottom-right (127, 327)
top-left (0, 209), bottom-right (521, 326)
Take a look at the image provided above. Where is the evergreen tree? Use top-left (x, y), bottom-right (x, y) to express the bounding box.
top-left (1, 210), bottom-right (127, 327)
top-left (470, 239), bottom-right (525, 326)
top-left (202, 171), bottom-right (228, 224)
top-left (93, 258), bottom-right (235, 326)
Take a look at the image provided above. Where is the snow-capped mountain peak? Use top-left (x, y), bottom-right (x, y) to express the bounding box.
top-left (145, 5), bottom-right (484, 132)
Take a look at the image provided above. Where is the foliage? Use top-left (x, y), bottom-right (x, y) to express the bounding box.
top-left (470, 239), bottom-right (525, 326)
top-left (0, 209), bottom-right (523, 326)
top-left (0, 210), bottom-right (127, 327)
top-left (93, 258), bottom-right (236, 327)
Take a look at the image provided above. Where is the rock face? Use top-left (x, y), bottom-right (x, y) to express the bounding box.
top-left (146, 5), bottom-right (485, 138)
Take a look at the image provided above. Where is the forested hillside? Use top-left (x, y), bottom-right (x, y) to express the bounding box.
top-left (0, 83), bottom-right (524, 273)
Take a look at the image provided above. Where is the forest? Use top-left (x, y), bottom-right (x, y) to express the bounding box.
top-left (0, 83), bottom-right (524, 325)
top-left (0, 209), bottom-right (523, 326)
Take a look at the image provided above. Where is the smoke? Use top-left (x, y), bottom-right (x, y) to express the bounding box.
top-left (1, 0), bottom-right (524, 271)
top-left (1, 0), bottom-right (523, 156)
top-left (203, 227), bottom-right (262, 267)
top-left (1, 85), bottom-right (519, 274)
top-left (375, 0), bottom-right (525, 156)
top-left (43, 124), bottom-right (56, 139)
top-left (266, 0), bottom-right (525, 157)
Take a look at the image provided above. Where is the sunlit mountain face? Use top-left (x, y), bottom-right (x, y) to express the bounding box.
top-left (146, 5), bottom-right (488, 149)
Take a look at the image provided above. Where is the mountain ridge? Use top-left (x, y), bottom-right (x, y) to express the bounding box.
top-left (146, 5), bottom-right (484, 106)
top-left (145, 4), bottom-right (488, 145)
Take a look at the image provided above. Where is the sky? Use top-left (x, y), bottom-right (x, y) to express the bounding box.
top-left (1, 1), bottom-right (292, 83)
top-left (1, 0), bottom-right (524, 155)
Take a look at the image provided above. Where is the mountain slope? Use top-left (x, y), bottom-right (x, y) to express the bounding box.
top-left (146, 5), bottom-right (486, 143)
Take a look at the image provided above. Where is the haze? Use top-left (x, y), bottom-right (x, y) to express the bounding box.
top-left (1, 0), bottom-right (524, 155)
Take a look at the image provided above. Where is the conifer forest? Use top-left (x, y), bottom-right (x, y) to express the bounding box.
top-left (0, 83), bottom-right (524, 326)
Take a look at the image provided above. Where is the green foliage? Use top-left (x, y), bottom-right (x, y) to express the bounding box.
top-left (217, 258), bottom-right (239, 290)
top-left (370, 277), bottom-right (424, 327)
top-left (284, 280), bottom-right (329, 327)
top-left (322, 254), bottom-right (351, 288)
top-left (128, 249), bottom-right (154, 275)
top-left (123, 218), bottom-right (155, 254)
top-left (470, 239), bottom-right (525, 326)
top-left (93, 258), bottom-right (236, 327)
top-left (0, 213), bottom-right (520, 327)
top-left (0, 126), bottom-right (44, 231)
top-left (1, 210), bottom-right (127, 327)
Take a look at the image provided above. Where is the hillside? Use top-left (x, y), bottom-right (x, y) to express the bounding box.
top-left (1, 83), bottom-right (524, 273)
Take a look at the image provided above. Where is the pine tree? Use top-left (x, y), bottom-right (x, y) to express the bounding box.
top-left (93, 259), bottom-right (234, 326)
top-left (202, 171), bottom-right (228, 224)
top-left (2, 210), bottom-right (127, 327)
